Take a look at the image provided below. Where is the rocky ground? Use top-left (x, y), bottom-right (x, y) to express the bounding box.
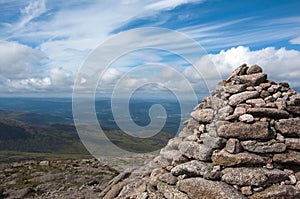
top-left (0, 153), bottom-right (156, 199)
top-left (0, 158), bottom-right (119, 198)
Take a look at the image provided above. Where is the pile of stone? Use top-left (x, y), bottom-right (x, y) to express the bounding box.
top-left (101, 64), bottom-right (300, 199)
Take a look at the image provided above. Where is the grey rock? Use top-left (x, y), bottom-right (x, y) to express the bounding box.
top-left (285, 138), bottom-right (300, 150)
top-left (177, 177), bottom-right (247, 199)
top-left (225, 138), bottom-right (242, 154)
top-left (158, 173), bottom-right (178, 185)
top-left (217, 105), bottom-right (234, 120)
top-left (160, 149), bottom-right (182, 162)
top-left (286, 105), bottom-right (300, 116)
top-left (224, 84), bottom-right (247, 94)
top-left (157, 182), bottom-right (189, 199)
top-left (275, 118), bottom-right (300, 137)
top-left (190, 108), bottom-right (214, 123)
top-left (217, 122), bottom-right (274, 140)
top-left (233, 73), bottom-right (267, 86)
top-left (229, 91), bottom-right (260, 106)
top-left (178, 141), bottom-right (213, 161)
top-left (164, 137), bottom-right (183, 151)
top-left (247, 64), bottom-right (263, 75)
top-left (250, 184), bottom-right (300, 199)
top-left (239, 114), bottom-right (254, 123)
top-left (273, 150), bottom-right (300, 165)
top-left (200, 133), bottom-right (226, 149)
top-left (211, 149), bottom-right (270, 166)
top-left (246, 98), bottom-right (266, 107)
top-left (240, 139), bottom-right (286, 153)
top-left (247, 107), bottom-right (289, 118)
top-left (226, 64), bottom-right (248, 82)
top-left (171, 160), bottom-right (213, 177)
top-left (221, 167), bottom-right (288, 186)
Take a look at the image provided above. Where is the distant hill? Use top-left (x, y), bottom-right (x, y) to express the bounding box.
top-left (0, 110), bottom-right (72, 126)
top-left (0, 110), bottom-right (173, 160)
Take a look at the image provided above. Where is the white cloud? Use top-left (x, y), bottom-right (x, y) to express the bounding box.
top-left (0, 40), bottom-right (46, 79)
top-left (146, 0), bottom-right (203, 10)
top-left (290, 36), bottom-right (300, 44)
top-left (206, 46), bottom-right (300, 87)
top-left (16, 0), bottom-right (46, 29)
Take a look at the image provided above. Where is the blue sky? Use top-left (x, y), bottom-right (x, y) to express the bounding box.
top-left (0, 0), bottom-right (300, 97)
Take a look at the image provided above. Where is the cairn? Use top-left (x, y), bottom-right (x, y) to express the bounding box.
top-left (101, 64), bottom-right (300, 199)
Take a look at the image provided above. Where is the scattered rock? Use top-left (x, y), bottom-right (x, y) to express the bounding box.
top-left (229, 91), bottom-right (259, 106)
top-left (250, 184), bottom-right (300, 199)
top-left (171, 160), bottom-right (212, 177)
top-left (240, 139), bottom-right (286, 153)
top-left (217, 122), bottom-right (273, 140)
top-left (178, 177), bottom-right (247, 199)
top-left (225, 138), bottom-right (242, 154)
top-left (211, 149), bottom-right (270, 166)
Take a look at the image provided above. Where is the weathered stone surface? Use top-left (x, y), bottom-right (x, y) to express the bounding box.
top-left (247, 64), bottom-right (263, 75)
top-left (217, 122), bottom-right (273, 140)
top-left (286, 105), bottom-right (300, 116)
top-left (160, 149), bottom-right (182, 162)
top-left (164, 137), bottom-right (183, 151)
top-left (233, 73), bottom-right (267, 86)
top-left (247, 107), bottom-right (289, 118)
top-left (239, 114), bottom-right (254, 123)
top-left (200, 133), bottom-right (226, 149)
top-left (224, 84), bottom-right (247, 94)
top-left (178, 141), bottom-right (213, 161)
top-left (275, 118), bottom-right (300, 137)
top-left (229, 91), bottom-right (260, 106)
top-left (226, 64), bottom-right (248, 82)
top-left (225, 138), bottom-right (241, 154)
top-left (241, 186), bottom-right (252, 196)
top-left (177, 177), bottom-right (247, 199)
top-left (171, 160), bottom-right (213, 177)
top-left (217, 105), bottom-right (234, 120)
top-left (158, 173), bottom-right (177, 185)
top-left (190, 108), bottom-right (214, 123)
top-left (250, 184), bottom-right (300, 199)
top-left (221, 167), bottom-right (288, 186)
top-left (212, 149), bottom-right (270, 166)
top-left (273, 150), bottom-right (300, 165)
top-left (157, 182), bottom-right (189, 199)
top-left (178, 127), bottom-right (193, 138)
top-left (233, 107), bottom-right (246, 116)
top-left (246, 98), bottom-right (266, 107)
top-left (285, 138), bottom-right (300, 150)
top-left (240, 139), bottom-right (286, 153)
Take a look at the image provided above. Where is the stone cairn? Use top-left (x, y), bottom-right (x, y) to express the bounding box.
top-left (100, 64), bottom-right (300, 199)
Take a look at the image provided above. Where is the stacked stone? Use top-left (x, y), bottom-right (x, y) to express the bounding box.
top-left (101, 64), bottom-right (300, 199)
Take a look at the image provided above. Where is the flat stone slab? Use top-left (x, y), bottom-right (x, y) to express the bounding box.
top-left (171, 160), bottom-right (213, 177)
top-left (178, 141), bottom-right (213, 161)
top-left (240, 139), bottom-right (286, 153)
top-left (233, 73), bottom-right (267, 86)
top-left (190, 108), bottom-right (214, 123)
top-left (275, 118), bottom-right (300, 137)
top-left (247, 108), bottom-right (289, 118)
top-left (221, 167), bottom-right (288, 186)
top-left (211, 149), bottom-right (270, 166)
top-left (217, 122), bottom-right (273, 140)
top-left (285, 138), bottom-right (300, 150)
top-left (273, 150), bottom-right (300, 165)
top-left (250, 184), bottom-right (300, 199)
top-left (177, 177), bottom-right (247, 199)
top-left (229, 91), bottom-right (259, 106)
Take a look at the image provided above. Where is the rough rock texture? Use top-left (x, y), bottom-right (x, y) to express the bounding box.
top-left (101, 64), bottom-right (300, 199)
